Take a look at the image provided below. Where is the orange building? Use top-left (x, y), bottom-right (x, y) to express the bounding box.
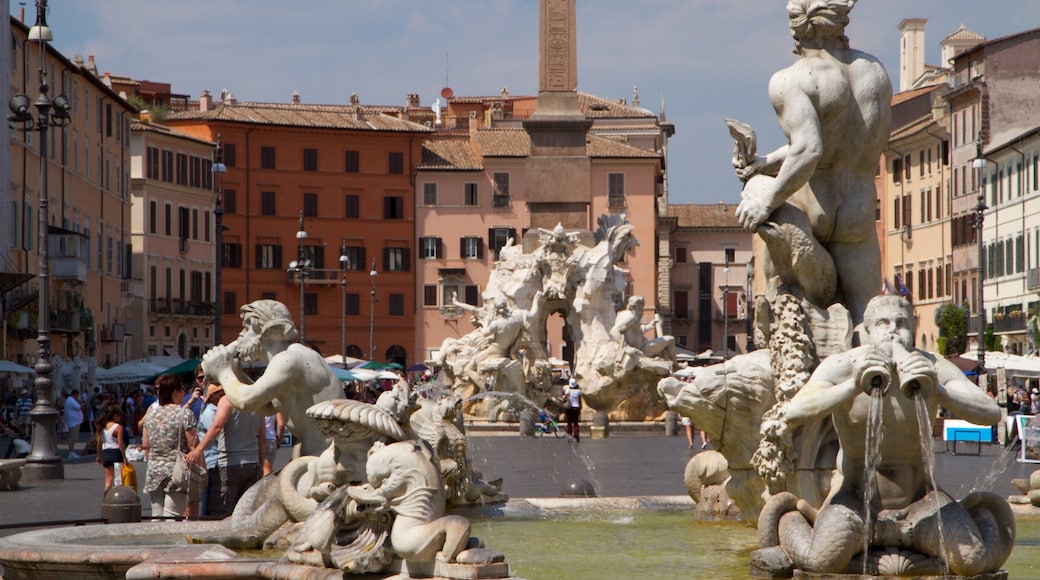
top-left (164, 91), bottom-right (431, 365)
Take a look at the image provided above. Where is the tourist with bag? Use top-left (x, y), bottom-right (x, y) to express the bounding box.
top-left (94, 406), bottom-right (125, 493)
top-left (142, 374), bottom-right (197, 519)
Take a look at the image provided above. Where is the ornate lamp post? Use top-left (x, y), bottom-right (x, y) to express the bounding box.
top-left (8, 0), bottom-right (71, 480)
top-left (288, 212), bottom-right (309, 343)
top-left (339, 240), bottom-right (349, 362)
top-left (369, 259), bottom-right (377, 360)
top-left (211, 135), bottom-right (227, 345)
top-left (971, 143), bottom-right (990, 386)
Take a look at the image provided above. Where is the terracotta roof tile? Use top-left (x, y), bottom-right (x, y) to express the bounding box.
top-left (586, 134), bottom-right (660, 158)
top-left (130, 121), bottom-right (215, 145)
top-left (168, 102), bottom-right (432, 133)
top-left (419, 138), bottom-right (482, 170)
top-left (667, 203), bottom-right (743, 229)
top-left (472, 128), bottom-right (530, 157)
top-left (891, 85), bottom-right (940, 106)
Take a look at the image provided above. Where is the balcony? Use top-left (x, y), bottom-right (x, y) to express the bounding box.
top-left (286, 268), bottom-right (347, 285)
top-left (150, 298), bottom-right (215, 316)
top-left (49, 226), bottom-right (88, 283)
top-left (440, 305), bottom-right (463, 320)
top-left (51, 309), bottom-right (82, 334)
top-left (492, 195), bottom-right (510, 208)
top-left (672, 309), bottom-right (691, 320)
top-left (100, 323), bottom-right (125, 342)
top-left (992, 316), bottom-right (1026, 334)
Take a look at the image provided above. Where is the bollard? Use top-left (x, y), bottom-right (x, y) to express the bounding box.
top-left (664, 411), bottom-right (679, 436)
top-left (102, 485), bottom-right (142, 523)
top-left (518, 409), bottom-right (536, 437)
top-left (590, 410), bottom-right (610, 439)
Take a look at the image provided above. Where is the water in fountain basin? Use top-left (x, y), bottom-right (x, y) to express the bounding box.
top-left (913, 392), bottom-right (949, 575)
top-left (862, 386), bottom-right (884, 574)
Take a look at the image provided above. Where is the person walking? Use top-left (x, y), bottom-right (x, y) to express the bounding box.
top-left (15, 389), bottom-right (32, 438)
top-left (64, 389), bottom-right (84, 458)
top-left (262, 412), bottom-right (284, 476)
top-left (142, 374), bottom-right (198, 519)
top-left (94, 406), bottom-right (125, 493)
top-left (563, 378), bottom-right (583, 442)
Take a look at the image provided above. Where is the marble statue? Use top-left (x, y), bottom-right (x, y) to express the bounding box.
top-left (201, 300), bottom-right (344, 457)
top-left (756, 296), bottom-right (1014, 575)
top-left (662, 1), bottom-right (1016, 577)
top-left (435, 216), bottom-right (675, 420)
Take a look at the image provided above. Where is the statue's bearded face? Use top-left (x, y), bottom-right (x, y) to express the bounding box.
top-left (235, 320), bottom-right (265, 363)
top-left (866, 305), bottom-right (913, 352)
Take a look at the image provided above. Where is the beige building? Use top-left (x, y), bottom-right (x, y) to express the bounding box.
top-left (6, 16), bottom-right (136, 374)
top-left (660, 203), bottom-right (752, 356)
top-left (128, 122), bottom-right (218, 360)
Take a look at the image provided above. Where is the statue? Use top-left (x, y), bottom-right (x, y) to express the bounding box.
top-left (756, 296), bottom-right (1015, 575)
top-left (730, 0), bottom-right (891, 328)
top-left (610, 296), bottom-right (676, 371)
top-left (201, 300), bottom-right (344, 457)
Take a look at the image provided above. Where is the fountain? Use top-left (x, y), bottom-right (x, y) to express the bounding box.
top-left (659, 1), bottom-right (1016, 577)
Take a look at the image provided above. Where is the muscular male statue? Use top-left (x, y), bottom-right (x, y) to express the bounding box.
top-left (202, 300), bottom-right (343, 457)
top-left (734, 0), bottom-right (891, 325)
top-left (761, 295), bottom-right (1013, 575)
top-left (610, 296), bottom-right (676, 361)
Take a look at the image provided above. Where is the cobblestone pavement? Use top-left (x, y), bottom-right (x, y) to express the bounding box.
top-left (0, 427), bottom-right (1033, 538)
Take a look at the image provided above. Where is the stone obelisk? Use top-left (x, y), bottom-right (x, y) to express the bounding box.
top-left (523, 0), bottom-right (592, 231)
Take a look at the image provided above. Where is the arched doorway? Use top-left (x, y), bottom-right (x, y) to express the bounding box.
top-left (177, 333), bottom-right (187, 359)
top-left (385, 344), bottom-right (407, 368)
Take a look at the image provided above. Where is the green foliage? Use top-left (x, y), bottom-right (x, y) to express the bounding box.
top-left (984, 324), bottom-right (999, 352)
top-left (935, 303), bottom-right (968, 355)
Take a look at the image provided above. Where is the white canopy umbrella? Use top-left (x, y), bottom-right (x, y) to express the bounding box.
top-left (0, 360), bottom-right (35, 374)
top-left (96, 357), bottom-right (181, 385)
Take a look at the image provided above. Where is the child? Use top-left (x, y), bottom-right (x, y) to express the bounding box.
top-left (95, 406), bottom-right (125, 493)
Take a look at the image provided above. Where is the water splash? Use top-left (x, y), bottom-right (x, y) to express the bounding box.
top-left (965, 438), bottom-right (1019, 495)
top-left (463, 391), bottom-right (545, 416)
top-left (913, 393), bottom-right (948, 576)
top-left (861, 386), bottom-right (884, 574)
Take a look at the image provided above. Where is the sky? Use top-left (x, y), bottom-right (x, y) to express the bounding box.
top-left (19, 0), bottom-right (1040, 206)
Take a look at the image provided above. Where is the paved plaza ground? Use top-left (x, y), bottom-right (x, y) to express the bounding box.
top-left (1, 425), bottom-right (1035, 539)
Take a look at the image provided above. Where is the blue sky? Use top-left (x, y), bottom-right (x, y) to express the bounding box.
top-left (20, 0), bottom-right (1040, 205)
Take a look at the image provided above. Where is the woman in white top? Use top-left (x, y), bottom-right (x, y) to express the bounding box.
top-left (95, 406), bottom-right (125, 492)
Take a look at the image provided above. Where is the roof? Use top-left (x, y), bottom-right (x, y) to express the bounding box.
top-left (130, 120), bottom-right (216, 146)
top-left (168, 102), bottom-right (433, 133)
top-left (667, 203), bottom-right (743, 229)
top-left (418, 138), bottom-right (482, 170)
top-left (942, 23), bottom-right (985, 44)
top-left (891, 85), bottom-right (940, 107)
top-left (427, 128), bottom-right (660, 163)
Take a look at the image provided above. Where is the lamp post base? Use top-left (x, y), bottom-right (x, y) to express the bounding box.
top-left (23, 407), bottom-right (64, 481)
top-left (22, 459), bottom-right (64, 482)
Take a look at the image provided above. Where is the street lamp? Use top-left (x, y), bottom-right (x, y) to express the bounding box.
top-left (722, 261), bottom-right (730, 360)
top-left (972, 143), bottom-right (990, 386)
top-left (369, 258), bottom-right (377, 360)
top-left (211, 135), bottom-right (227, 346)
top-left (287, 212), bottom-right (309, 343)
top-left (339, 240), bottom-right (350, 363)
top-left (8, 0), bottom-right (71, 480)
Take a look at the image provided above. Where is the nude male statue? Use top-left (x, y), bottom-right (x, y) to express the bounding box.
top-left (202, 300), bottom-right (344, 457)
top-left (760, 295), bottom-right (1013, 575)
top-left (734, 0), bottom-right (891, 326)
top-left (463, 293), bottom-right (545, 389)
top-left (610, 296), bottom-right (676, 362)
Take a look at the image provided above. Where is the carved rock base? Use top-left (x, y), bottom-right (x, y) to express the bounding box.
top-left (391, 548), bottom-right (510, 579)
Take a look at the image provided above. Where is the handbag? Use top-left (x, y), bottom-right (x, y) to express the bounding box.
top-left (121, 461), bottom-right (138, 491)
top-left (167, 408), bottom-right (206, 500)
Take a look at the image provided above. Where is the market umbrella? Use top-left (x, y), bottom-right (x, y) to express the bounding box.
top-left (330, 366), bottom-right (358, 382)
top-left (144, 358), bottom-right (202, 383)
top-left (406, 363), bottom-right (428, 373)
top-left (0, 360), bottom-right (35, 374)
top-left (359, 361), bottom-right (402, 371)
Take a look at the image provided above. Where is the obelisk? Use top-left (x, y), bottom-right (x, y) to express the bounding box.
top-left (524, 0), bottom-right (592, 230)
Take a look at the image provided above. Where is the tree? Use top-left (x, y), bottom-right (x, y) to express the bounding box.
top-left (934, 303), bottom-right (968, 355)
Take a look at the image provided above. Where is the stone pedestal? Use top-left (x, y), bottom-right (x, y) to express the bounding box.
top-left (590, 410), bottom-right (610, 439)
top-left (664, 411), bottom-right (679, 436)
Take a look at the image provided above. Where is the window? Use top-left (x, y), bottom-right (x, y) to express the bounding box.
top-left (461, 236), bottom-right (484, 259)
top-left (345, 293), bottom-right (360, 316)
top-left (300, 245), bottom-right (325, 269)
top-left (162, 150), bottom-right (174, 182)
top-left (674, 246), bottom-right (687, 263)
top-left (384, 247), bottom-right (410, 272)
top-left (388, 152), bottom-right (404, 174)
top-left (261, 146), bottom-right (276, 169)
top-left (389, 293), bottom-right (405, 316)
top-left (724, 248), bottom-right (736, 264)
top-left (303, 148), bottom-right (318, 171)
top-left (223, 189), bottom-right (236, 213)
top-left (422, 183), bottom-right (437, 206)
top-left (673, 290), bottom-right (689, 319)
top-left (384, 196), bottom-right (404, 219)
top-left (904, 154), bottom-right (911, 181)
top-left (303, 193), bottom-right (318, 217)
top-left (255, 244), bottom-right (283, 269)
top-left (164, 203), bottom-right (172, 236)
top-left (204, 210), bottom-right (211, 242)
top-left (345, 194), bottom-right (359, 218)
top-left (420, 237), bottom-right (442, 259)
top-left (217, 142), bottom-right (237, 169)
top-left (146, 146), bottom-right (159, 178)
top-left (223, 243), bottom-right (243, 268)
top-left (919, 150), bottom-right (925, 178)
top-left (261, 191), bottom-right (276, 215)
top-left (608, 173), bottom-right (625, 209)
top-left (176, 153), bottom-right (188, 185)
top-left (492, 172), bottom-right (510, 206)
top-left (303, 293), bottom-right (318, 316)
top-left (488, 227), bottom-right (516, 260)
top-left (345, 150), bottom-right (360, 173)
top-left (190, 156), bottom-right (201, 188)
top-left (892, 157), bottom-right (902, 183)
top-left (149, 201), bottom-right (157, 234)
top-left (464, 285), bottom-right (480, 306)
top-left (424, 285), bottom-right (438, 306)
top-left (343, 246), bottom-right (366, 270)
top-left (464, 183), bottom-right (478, 206)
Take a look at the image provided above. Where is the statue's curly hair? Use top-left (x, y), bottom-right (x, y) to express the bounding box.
top-left (240, 299), bottom-right (299, 342)
top-left (786, 0), bottom-right (854, 50)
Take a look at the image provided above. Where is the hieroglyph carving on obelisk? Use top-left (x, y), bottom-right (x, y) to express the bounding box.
top-left (540, 0), bottom-right (577, 92)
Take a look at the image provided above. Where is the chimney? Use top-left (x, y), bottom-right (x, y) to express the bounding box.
top-left (406, 93), bottom-right (420, 108)
top-left (897, 19), bottom-right (927, 92)
top-left (353, 106), bottom-right (365, 122)
top-left (469, 111), bottom-right (478, 135)
top-left (199, 89), bottom-right (212, 112)
top-left (291, 91), bottom-right (300, 105)
top-left (349, 92), bottom-right (360, 106)
top-left (85, 55), bottom-right (98, 75)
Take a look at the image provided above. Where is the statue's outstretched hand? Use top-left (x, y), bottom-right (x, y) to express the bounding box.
top-left (734, 155), bottom-right (767, 181)
top-left (897, 351), bottom-right (937, 397)
top-left (202, 344), bottom-right (235, 383)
